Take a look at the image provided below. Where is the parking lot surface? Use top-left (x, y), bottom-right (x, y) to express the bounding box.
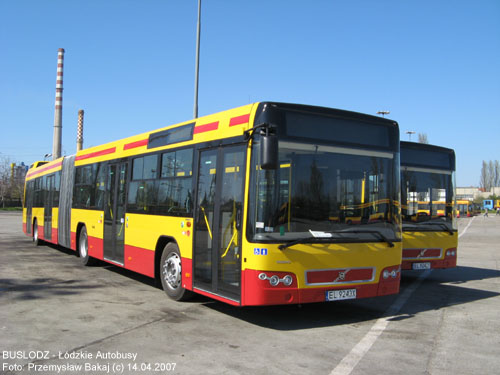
top-left (1, 211), bottom-right (499, 374)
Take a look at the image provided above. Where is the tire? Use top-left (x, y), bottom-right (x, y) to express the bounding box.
top-left (78, 226), bottom-right (96, 266)
top-left (33, 219), bottom-right (42, 246)
top-left (160, 243), bottom-right (192, 301)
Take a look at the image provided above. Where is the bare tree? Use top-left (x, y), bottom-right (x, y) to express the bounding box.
top-left (494, 160), bottom-right (500, 187)
top-left (418, 133), bottom-right (429, 144)
top-left (488, 161), bottom-right (495, 190)
top-left (0, 156), bottom-right (11, 208)
top-left (480, 160), bottom-right (490, 191)
top-left (0, 156), bottom-right (26, 208)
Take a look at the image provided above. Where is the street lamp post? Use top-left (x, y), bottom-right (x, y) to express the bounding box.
top-left (377, 110), bottom-right (390, 117)
top-left (193, 0), bottom-right (201, 119)
top-left (406, 131), bottom-right (416, 141)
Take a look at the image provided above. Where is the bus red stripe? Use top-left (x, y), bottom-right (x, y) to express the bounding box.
top-left (26, 161), bottom-right (63, 179)
top-left (123, 139), bottom-right (148, 150)
top-left (229, 114), bottom-right (250, 126)
top-left (75, 147), bottom-right (116, 161)
top-left (124, 245), bottom-right (155, 278)
top-left (193, 121), bottom-right (219, 134)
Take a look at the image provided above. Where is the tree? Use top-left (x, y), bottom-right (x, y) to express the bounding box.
top-left (495, 160), bottom-right (500, 187)
top-left (0, 156), bottom-right (26, 208)
top-left (418, 133), bottom-right (429, 144)
top-left (479, 159), bottom-right (500, 190)
top-left (0, 156), bottom-right (12, 207)
top-left (480, 160), bottom-right (490, 191)
top-left (488, 161), bottom-right (495, 189)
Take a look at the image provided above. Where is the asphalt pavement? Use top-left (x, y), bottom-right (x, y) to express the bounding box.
top-left (1, 211), bottom-right (499, 375)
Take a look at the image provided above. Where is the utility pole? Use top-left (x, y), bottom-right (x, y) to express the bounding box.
top-left (193, 0), bottom-right (201, 119)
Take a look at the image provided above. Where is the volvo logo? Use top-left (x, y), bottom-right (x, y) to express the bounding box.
top-left (417, 249), bottom-right (427, 258)
top-left (334, 269), bottom-right (349, 283)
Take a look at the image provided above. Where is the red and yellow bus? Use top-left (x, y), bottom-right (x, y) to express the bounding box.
top-left (400, 141), bottom-right (457, 271)
top-left (24, 102), bottom-right (402, 306)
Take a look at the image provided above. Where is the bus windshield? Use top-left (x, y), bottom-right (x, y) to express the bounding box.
top-left (248, 140), bottom-right (399, 244)
top-left (401, 168), bottom-right (455, 231)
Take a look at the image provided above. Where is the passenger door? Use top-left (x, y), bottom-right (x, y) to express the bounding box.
top-left (103, 161), bottom-right (128, 264)
top-left (193, 145), bottom-right (246, 301)
top-left (43, 174), bottom-right (55, 240)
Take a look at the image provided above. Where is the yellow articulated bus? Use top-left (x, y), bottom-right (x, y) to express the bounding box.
top-left (456, 199), bottom-right (473, 218)
top-left (400, 141), bottom-right (457, 271)
top-left (24, 102), bottom-right (402, 306)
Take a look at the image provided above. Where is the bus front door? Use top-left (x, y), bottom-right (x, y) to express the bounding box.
top-left (194, 145), bottom-right (246, 302)
top-left (43, 175), bottom-right (55, 241)
top-left (103, 162), bottom-right (128, 264)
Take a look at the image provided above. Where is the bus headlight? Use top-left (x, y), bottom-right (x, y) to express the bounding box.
top-left (269, 275), bottom-right (280, 286)
top-left (382, 266), bottom-right (400, 279)
top-left (282, 275), bottom-right (293, 286)
top-left (258, 272), bottom-right (294, 287)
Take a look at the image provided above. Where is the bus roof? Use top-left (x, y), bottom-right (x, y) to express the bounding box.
top-left (400, 141), bottom-right (455, 171)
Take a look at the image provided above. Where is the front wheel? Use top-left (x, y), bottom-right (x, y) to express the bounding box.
top-left (78, 226), bottom-right (96, 266)
top-left (160, 243), bottom-right (192, 301)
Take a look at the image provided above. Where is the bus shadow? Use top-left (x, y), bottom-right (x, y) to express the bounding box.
top-left (24, 241), bottom-right (500, 330)
top-left (203, 266), bottom-right (500, 330)
top-left (400, 265), bottom-right (500, 288)
top-left (0, 277), bottom-right (103, 301)
top-left (0, 242), bottom-right (105, 301)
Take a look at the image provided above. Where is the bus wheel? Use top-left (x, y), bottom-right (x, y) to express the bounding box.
top-left (78, 226), bottom-right (96, 266)
top-left (160, 243), bottom-right (192, 301)
top-left (33, 220), bottom-right (42, 246)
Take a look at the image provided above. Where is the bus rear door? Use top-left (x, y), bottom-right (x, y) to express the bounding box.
top-left (43, 174), bottom-right (55, 241)
top-left (103, 161), bottom-right (128, 264)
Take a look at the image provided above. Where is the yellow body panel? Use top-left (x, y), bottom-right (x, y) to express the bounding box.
top-left (74, 104), bottom-right (256, 167)
top-left (241, 238), bottom-right (402, 289)
top-left (25, 158), bottom-right (63, 181)
top-left (52, 208), bottom-right (59, 229)
top-left (31, 207), bottom-right (44, 225)
top-left (403, 231), bottom-right (458, 259)
top-left (71, 209), bottom-right (104, 239)
top-left (125, 214), bottom-right (193, 257)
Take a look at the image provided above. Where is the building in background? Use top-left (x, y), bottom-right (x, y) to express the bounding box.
top-left (456, 186), bottom-right (500, 201)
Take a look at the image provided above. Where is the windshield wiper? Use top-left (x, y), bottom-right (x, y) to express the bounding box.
top-left (333, 229), bottom-right (395, 247)
top-left (420, 221), bottom-right (454, 235)
top-left (278, 235), bottom-right (356, 250)
top-left (402, 223), bottom-right (420, 231)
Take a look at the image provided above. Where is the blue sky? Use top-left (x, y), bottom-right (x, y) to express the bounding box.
top-left (1, 0), bottom-right (499, 186)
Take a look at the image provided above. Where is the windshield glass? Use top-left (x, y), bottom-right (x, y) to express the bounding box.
top-left (401, 167), bottom-right (456, 231)
top-left (247, 140), bottom-right (400, 244)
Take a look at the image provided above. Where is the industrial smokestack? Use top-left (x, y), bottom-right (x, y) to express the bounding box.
top-left (52, 48), bottom-right (65, 160)
top-left (76, 109), bottom-right (84, 152)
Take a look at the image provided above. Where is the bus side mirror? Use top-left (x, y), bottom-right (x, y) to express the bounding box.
top-left (260, 133), bottom-right (278, 170)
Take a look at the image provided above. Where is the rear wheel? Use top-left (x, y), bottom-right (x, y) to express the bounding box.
top-left (33, 220), bottom-right (42, 246)
top-left (78, 226), bottom-right (96, 266)
top-left (160, 243), bottom-right (192, 301)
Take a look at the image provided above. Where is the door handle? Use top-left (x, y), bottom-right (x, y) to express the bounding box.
top-left (235, 207), bottom-right (242, 230)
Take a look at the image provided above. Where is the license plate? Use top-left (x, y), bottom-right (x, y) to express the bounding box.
top-left (325, 288), bottom-right (356, 301)
top-left (412, 262), bottom-right (431, 270)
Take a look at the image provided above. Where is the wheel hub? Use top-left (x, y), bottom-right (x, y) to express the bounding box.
top-left (163, 252), bottom-right (181, 290)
